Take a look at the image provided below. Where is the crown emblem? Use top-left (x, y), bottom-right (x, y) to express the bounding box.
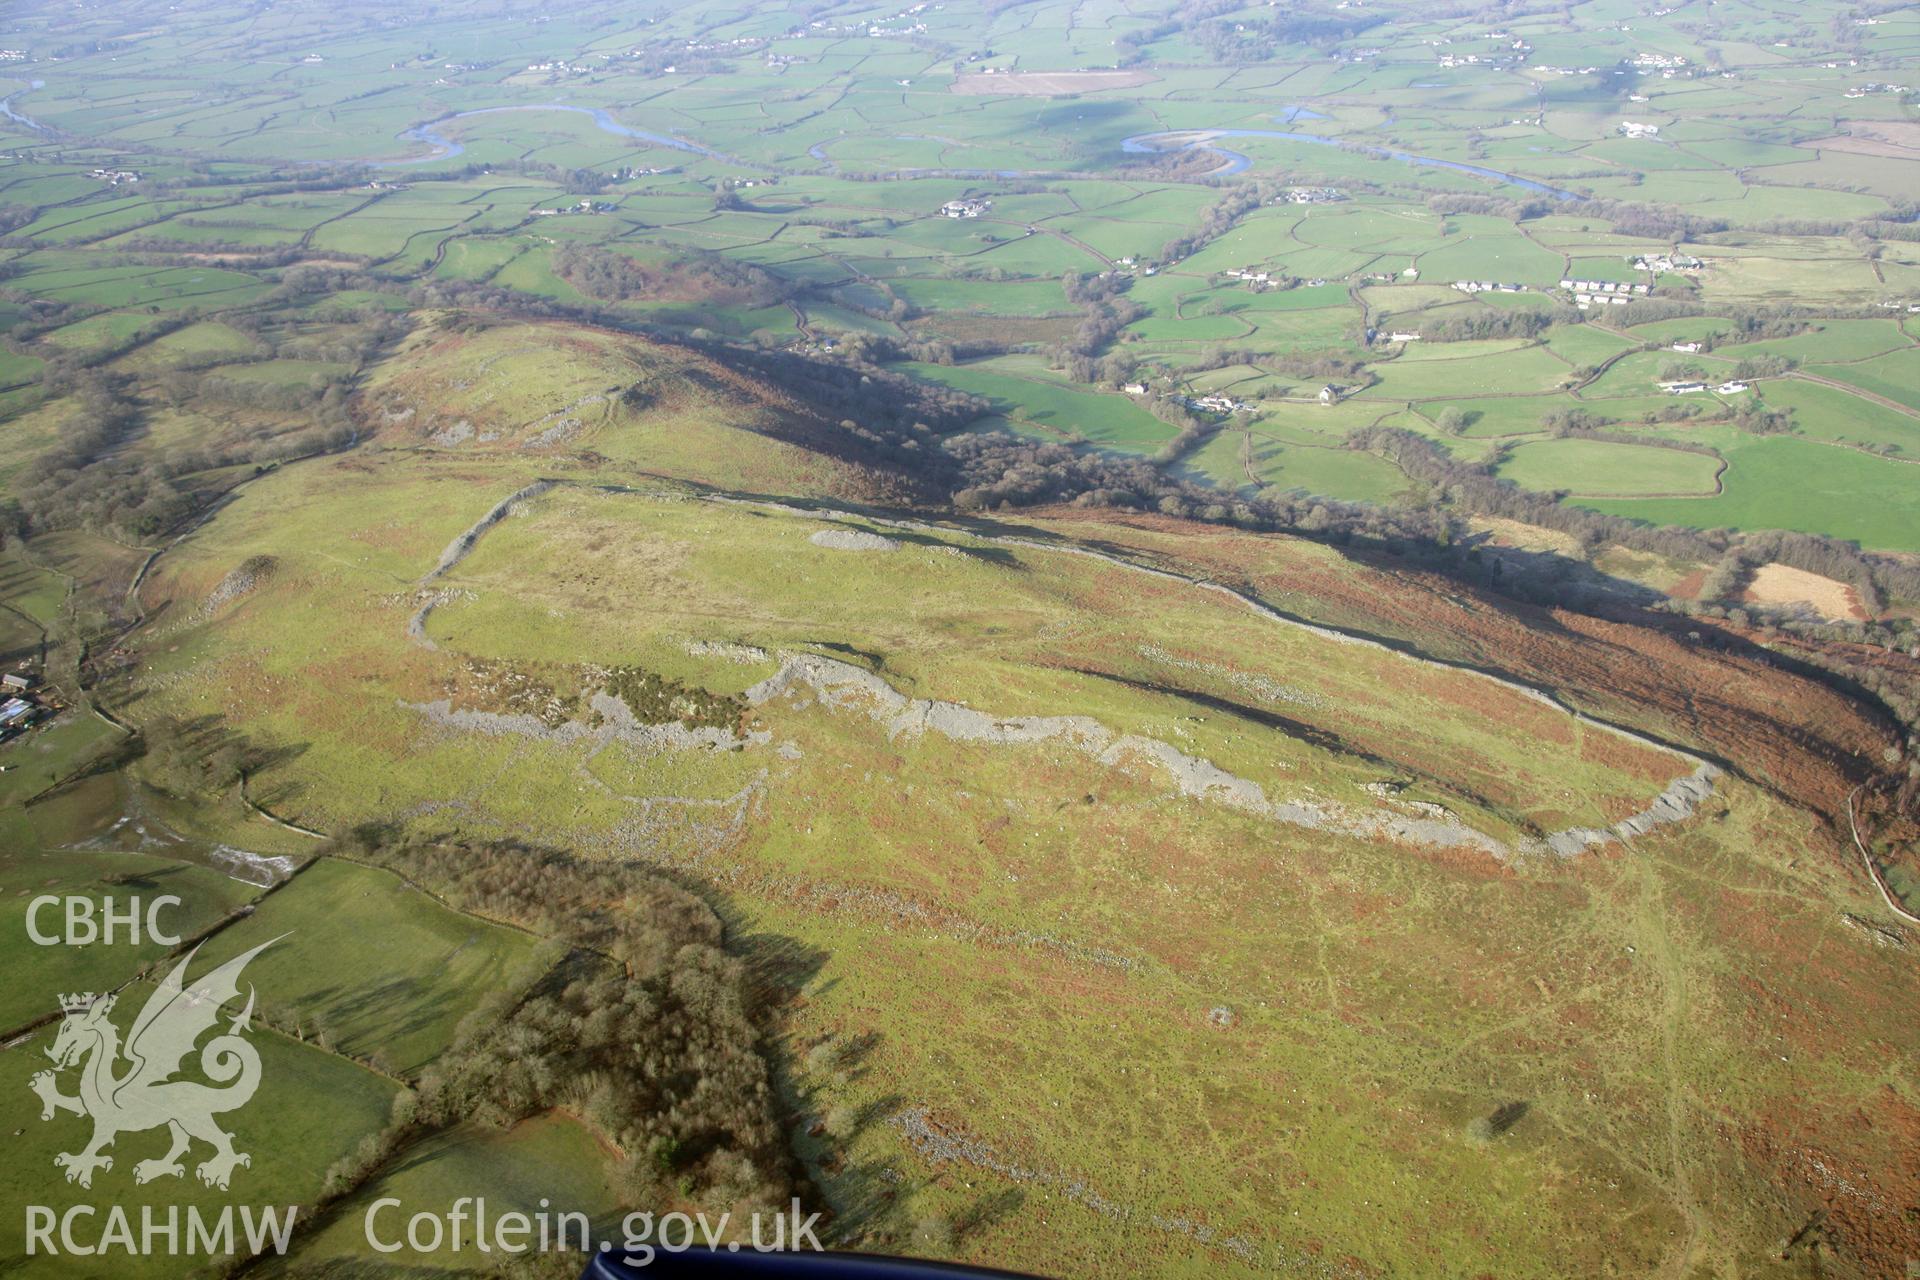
top-left (59, 992), bottom-right (100, 1013)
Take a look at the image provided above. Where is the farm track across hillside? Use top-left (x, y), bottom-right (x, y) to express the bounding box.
top-left (1847, 784), bottom-right (1920, 926)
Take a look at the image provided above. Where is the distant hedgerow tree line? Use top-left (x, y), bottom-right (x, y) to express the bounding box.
top-left (1051, 270), bottom-right (1146, 377)
top-left (1113, 0), bottom-right (1382, 64)
top-left (4, 372), bottom-right (358, 542)
top-left (0, 268), bottom-right (404, 543)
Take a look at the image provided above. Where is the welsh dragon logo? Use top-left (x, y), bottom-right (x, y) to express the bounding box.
top-left (30, 938), bottom-right (280, 1191)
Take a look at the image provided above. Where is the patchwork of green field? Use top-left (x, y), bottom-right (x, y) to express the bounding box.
top-left (1808, 348), bottom-right (1920, 413)
top-left (193, 857), bottom-right (552, 1075)
top-left (894, 359), bottom-right (1176, 450)
top-left (1236, 429), bottom-right (1413, 502)
top-left (1582, 431), bottom-right (1920, 552)
top-left (432, 236), bottom-right (534, 285)
top-left (0, 348), bottom-right (45, 386)
top-left (0, 987), bottom-right (399, 1279)
top-left (887, 277), bottom-right (1072, 316)
top-left (109, 320), bottom-right (264, 370)
top-left (1417, 395), bottom-right (1570, 437)
top-left (0, 847), bottom-right (262, 1032)
top-left (1416, 232), bottom-right (1566, 285)
top-left (39, 312), bottom-right (153, 351)
top-left (8, 263), bottom-right (270, 310)
top-left (1582, 410), bottom-right (1920, 545)
top-left (1496, 437), bottom-right (1723, 498)
top-left (1539, 322), bottom-right (1635, 368)
top-left (1716, 319), bottom-right (1912, 364)
top-left (1625, 319), bottom-right (1740, 348)
top-left (0, 20), bottom-right (1901, 550)
top-left (1356, 343), bottom-right (1574, 399)
top-left (1578, 350), bottom-right (1695, 400)
top-left (1758, 379), bottom-right (1920, 456)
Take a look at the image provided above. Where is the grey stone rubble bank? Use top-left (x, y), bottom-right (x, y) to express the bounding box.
top-left (425, 479), bottom-right (557, 581)
top-left (403, 690), bottom-right (768, 754)
top-left (746, 651), bottom-right (1514, 856)
top-left (808, 528), bottom-right (899, 551)
top-left (733, 498), bottom-right (1725, 850)
top-left (410, 484), bottom-right (1723, 858)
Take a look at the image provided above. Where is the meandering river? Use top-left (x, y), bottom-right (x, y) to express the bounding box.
top-left (0, 80), bottom-right (47, 132)
top-left (0, 82), bottom-right (1582, 201)
top-left (364, 100), bottom-right (1577, 199)
top-left (1118, 127), bottom-right (1580, 198)
top-left (375, 103), bottom-right (723, 167)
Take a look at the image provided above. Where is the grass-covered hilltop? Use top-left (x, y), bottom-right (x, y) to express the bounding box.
top-left (0, 0), bottom-right (1918, 1277)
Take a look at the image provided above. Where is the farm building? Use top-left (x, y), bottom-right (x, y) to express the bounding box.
top-left (1189, 394), bottom-right (1254, 414)
top-left (1631, 253), bottom-right (1702, 273)
top-left (1562, 280), bottom-right (1644, 296)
